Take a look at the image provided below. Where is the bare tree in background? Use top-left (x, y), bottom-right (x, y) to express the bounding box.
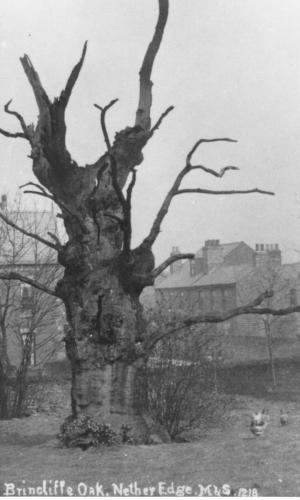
top-left (0, 0), bottom-right (300, 441)
top-left (0, 197), bottom-right (63, 418)
top-left (237, 260), bottom-right (300, 389)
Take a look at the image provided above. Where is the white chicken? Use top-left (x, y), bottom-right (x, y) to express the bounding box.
top-left (250, 409), bottom-right (270, 437)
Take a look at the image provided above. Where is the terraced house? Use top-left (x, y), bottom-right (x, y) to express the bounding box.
top-left (155, 240), bottom-right (300, 364)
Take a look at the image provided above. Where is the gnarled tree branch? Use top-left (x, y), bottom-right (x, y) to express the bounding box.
top-left (0, 211), bottom-right (58, 250)
top-left (106, 152), bottom-right (134, 253)
top-left (20, 44), bottom-right (87, 172)
top-left (4, 100), bottom-right (30, 136)
top-left (20, 182), bottom-right (87, 233)
top-left (140, 164), bottom-right (190, 249)
top-left (60, 41), bottom-right (88, 105)
top-left (135, 0), bottom-right (169, 130)
top-left (94, 98), bottom-right (118, 151)
top-left (128, 253), bottom-right (195, 289)
top-left (0, 272), bottom-right (58, 298)
top-left (108, 154), bottom-right (128, 213)
top-left (147, 290), bottom-right (300, 350)
top-left (0, 127), bottom-right (26, 140)
top-left (47, 232), bottom-right (62, 248)
top-left (153, 253), bottom-right (195, 278)
top-left (140, 137), bottom-right (274, 249)
top-left (146, 289), bottom-right (278, 348)
top-left (20, 54), bottom-right (51, 115)
top-left (0, 100), bottom-right (32, 143)
top-left (126, 169), bottom-right (137, 205)
top-left (22, 189), bottom-right (55, 202)
top-left (186, 138), bottom-right (237, 165)
top-left (191, 165), bottom-right (239, 178)
top-left (149, 105), bottom-right (174, 138)
top-left (122, 169), bottom-right (137, 253)
top-left (20, 181), bottom-right (48, 194)
top-left (175, 188), bottom-right (275, 196)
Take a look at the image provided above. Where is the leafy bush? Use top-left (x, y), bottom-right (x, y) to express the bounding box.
top-left (59, 415), bottom-right (136, 449)
top-left (59, 415), bottom-right (117, 448)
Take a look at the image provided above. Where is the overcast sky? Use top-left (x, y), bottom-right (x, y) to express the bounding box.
top-left (1, 0), bottom-right (300, 265)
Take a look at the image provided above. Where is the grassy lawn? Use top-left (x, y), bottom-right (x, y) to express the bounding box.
top-left (1, 396), bottom-right (300, 497)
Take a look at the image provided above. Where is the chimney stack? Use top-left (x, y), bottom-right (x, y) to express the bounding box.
top-left (205, 239), bottom-right (220, 247)
top-left (254, 243), bottom-right (281, 266)
top-left (202, 239), bottom-right (222, 273)
top-left (170, 246), bottom-right (182, 274)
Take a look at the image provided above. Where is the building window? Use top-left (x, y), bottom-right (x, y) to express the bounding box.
top-left (290, 288), bottom-right (297, 306)
top-left (179, 291), bottom-right (186, 308)
top-left (20, 283), bottom-right (33, 311)
top-left (200, 290), bottom-right (211, 312)
top-left (211, 288), bottom-right (222, 312)
top-left (190, 290), bottom-right (199, 313)
top-left (198, 291), bottom-right (204, 312)
top-left (173, 292), bottom-right (180, 308)
top-left (223, 287), bottom-right (236, 311)
top-left (183, 290), bottom-right (191, 309)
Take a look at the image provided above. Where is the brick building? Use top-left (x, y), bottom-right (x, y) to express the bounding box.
top-left (155, 240), bottom-right (300, 364)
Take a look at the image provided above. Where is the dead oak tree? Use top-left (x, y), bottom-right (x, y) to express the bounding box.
top-left (0, 0), bottom-right (299, 441)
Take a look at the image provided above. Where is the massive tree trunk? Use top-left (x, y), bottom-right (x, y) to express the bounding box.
top-left (60, 231), bottom-right (152, 436)
top-left (49, 128), bottom-right (159, 440)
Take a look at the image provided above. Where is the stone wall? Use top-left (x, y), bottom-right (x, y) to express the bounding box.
top-left (222, 334), bottom-right (300, 366)
top-left (23, 360), bottom-right (71, 416)
top-left (219, 358), bottom-right (300, 400)
top-left (26, 380), bottom-right (71, 416)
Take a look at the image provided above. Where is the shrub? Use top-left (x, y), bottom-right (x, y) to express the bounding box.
top-left (58, 416), bottom-right (136, 449)
top-left (135, 320), bottom-right (232, 440)
top-left (136, 361), bottom-right (233, 439)
top-left (59, 415), bottom-right (117, 448)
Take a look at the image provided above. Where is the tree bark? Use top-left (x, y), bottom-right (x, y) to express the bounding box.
top-left (59, 220), bottom-right (158, 440)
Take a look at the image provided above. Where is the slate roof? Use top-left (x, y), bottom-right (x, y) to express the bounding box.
top-left (192, 264), bottom-right (252, 287)
top-left (156, 241), bottom-right (248, 289)
top-left (155, 260), bottom-right (199, 289)
top-left (281, 262), bottom-right (300, 275)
